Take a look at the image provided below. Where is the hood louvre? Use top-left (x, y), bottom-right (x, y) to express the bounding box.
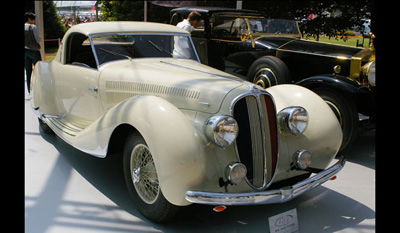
top-left (105, 81), bottom-right (200, 108)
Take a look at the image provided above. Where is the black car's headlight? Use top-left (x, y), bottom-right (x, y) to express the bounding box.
top-left (362, 60), bottom-right (376, 86)
top-left (205, 115), bottom-right (239, 148)
top-left (367, 61), bottom-right (375, 86)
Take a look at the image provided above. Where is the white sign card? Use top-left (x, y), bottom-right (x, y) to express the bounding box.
top-left (268, 208), bottom-right (299, 233)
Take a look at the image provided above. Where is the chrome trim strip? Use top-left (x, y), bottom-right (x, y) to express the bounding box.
top-left (185, 157), bottom-right (345, 205)
top-left (89, 36), bottom-right (100, 69)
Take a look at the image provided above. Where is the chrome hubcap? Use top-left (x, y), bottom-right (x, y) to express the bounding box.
top-left (130, 144), bottom-right (160, 204)
top-left (253, 68), bottom-right (278, 88)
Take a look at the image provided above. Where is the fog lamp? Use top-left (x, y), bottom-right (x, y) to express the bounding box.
top-left (225, 162), bottom-right (247, 185)
top-left (293, 149), bottom-right (311, 170)
top-left (205, 115), bottom-right (239, 148)
top-left (277, 107), bottom-right (308, 136)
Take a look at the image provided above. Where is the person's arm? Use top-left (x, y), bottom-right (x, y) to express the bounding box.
top-left (32, 25), bottom-right (41, 45)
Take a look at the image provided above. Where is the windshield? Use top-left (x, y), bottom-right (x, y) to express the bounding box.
top-left (211, 15), bottom-right (300, 39)
top-left (91, 34), bottom-right (198, 66)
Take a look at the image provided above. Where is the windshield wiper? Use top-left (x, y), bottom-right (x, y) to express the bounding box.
top-left (148, 40), bottom-right (173, 56)
top-left (99, 47), bottom-right (133, 61)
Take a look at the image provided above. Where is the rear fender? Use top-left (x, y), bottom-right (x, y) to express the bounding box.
top-left (30, 61), bottom-right (62, 117)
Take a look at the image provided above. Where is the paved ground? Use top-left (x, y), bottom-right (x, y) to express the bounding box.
top-left (25, 82), bottom-right (375, 233)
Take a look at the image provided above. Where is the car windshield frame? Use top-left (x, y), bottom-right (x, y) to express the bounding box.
top-left (89, 33), bottom-right (200, 67)
top-left (210, 14), bottom-right (301, 40)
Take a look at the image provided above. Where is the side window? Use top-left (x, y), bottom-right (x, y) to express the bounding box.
top-left (210, 15), bottom-right (245, 40)
top-left (170, 12), bottom-right (183, 25)
top-left (65, 33), bottom-right (97, 69)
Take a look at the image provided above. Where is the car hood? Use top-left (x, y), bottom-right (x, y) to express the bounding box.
top-left (99, 59), bottom-right (245, 113)
top-left (256, 36), bottom-right (363, 58)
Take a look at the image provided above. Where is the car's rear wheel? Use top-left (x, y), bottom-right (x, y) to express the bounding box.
top-left (123, 132), bottom-right (179, 222)
top-left (247, 56), bottom-right (291, 88)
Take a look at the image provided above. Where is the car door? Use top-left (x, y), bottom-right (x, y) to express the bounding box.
top-left (207, 15), bottom-right (254, 76)
top-left (52, 33), bottom-right (103, 128)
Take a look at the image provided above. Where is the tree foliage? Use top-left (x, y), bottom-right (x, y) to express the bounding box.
top-left (242, 1), bottom-right (374, 41)
top-left (98, 0), bottom-right (171, 23)
top-left (42, 1), bottom-right (67, 40)
top-left (98, 1), bottom-right (374, 42)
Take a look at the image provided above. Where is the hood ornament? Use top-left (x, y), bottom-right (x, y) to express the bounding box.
top-left (369, 32), bottom-right (375, 50)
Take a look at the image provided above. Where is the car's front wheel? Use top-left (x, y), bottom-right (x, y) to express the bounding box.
top-left (123, 132), bottom-right (179, 222)
top-left (314, 88), bottom-right (359, 151)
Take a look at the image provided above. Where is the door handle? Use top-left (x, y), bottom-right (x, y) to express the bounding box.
top-left (88, 87), bottom-right (98, 93)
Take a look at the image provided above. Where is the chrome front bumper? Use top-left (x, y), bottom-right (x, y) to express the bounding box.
top-left (185, 157), bottom-right (345, 206)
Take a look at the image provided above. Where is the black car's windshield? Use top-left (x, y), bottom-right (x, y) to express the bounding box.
top-left (91, 34), bottom-right (198, 66)
top-left (211, 15), bottom-right (300, 39)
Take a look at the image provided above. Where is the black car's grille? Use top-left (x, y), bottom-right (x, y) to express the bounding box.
top-left (233, 93), bottom-right (278, 190)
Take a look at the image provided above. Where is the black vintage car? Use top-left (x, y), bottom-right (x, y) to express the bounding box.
top-left (170, 7), bottom-right (376, 151)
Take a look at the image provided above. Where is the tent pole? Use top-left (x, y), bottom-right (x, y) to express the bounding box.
top-left (35, 1), bottom-right (45, 61)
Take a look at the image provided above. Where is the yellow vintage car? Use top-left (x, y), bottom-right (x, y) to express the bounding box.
top-left (30, 21), bottom-right (344, 222)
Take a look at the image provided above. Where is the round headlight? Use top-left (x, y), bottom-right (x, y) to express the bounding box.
top-left (277, 107), bottom-right (308, 136)
top-left (368, 61), bottom-right (376, 86)
top-left (205, 115), bottom-right (239, 148)
top-left (225, 162), bottom-right (247, 185)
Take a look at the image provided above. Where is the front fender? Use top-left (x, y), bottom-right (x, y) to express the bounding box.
top-left (266, 84), bottom-right (342, 171)
top-left (75, 95), bottom-right (206, 206)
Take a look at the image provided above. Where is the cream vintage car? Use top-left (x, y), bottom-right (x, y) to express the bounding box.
top-left (30, 21), bottom-right (345, 222)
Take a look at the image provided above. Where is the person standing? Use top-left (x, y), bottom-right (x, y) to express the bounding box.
top-left (173, 11), bottom-right (201, 59)
top-left (25, 12), bottom-right (41, 93)
top-left (176, 11), bottom-right (201, 33)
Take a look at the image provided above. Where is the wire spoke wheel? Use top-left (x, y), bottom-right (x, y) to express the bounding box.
top-left (130, 144), bottom-right (160, 204)
top-left (123, 132), bottom-right (180, 222)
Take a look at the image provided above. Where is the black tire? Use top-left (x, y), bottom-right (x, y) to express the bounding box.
top-left (314, 88), bottom-right (359, 151)
top-left (247, 56), bottom-right (291, 88)
top-left (38, 119), bottom-right (55, 135)
top-left (123, 132), bottom-right (179, 223)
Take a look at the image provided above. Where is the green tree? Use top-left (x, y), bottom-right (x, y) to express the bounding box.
top-left (98, 0), bottom-right (171, 23)
top-left (43, 1), bottom-right (66, 42)
top-left (99, 1), bottom-right (145, 21)
top-left (242, 1), bottom-right (374, 41)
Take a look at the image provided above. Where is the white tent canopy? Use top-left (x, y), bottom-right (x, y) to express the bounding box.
top-left (54, 1), bottom-right (97, 8)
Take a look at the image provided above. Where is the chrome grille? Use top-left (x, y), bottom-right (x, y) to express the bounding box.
top-left (233, 92), bottom-right (278, 190)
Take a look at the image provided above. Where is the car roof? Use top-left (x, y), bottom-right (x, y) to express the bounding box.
top-left (66, 21), bottom-right (190, 36)
top-left (171, 6), bottom-right (263, 15)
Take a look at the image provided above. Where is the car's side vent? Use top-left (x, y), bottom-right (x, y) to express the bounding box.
top-left (233, 92), bottom-right (278, 190)
top-left (105, 81), bottom-right (200, 108)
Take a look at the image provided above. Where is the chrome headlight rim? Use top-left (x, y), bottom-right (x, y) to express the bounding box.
top-left (277, 106), bottom-right (308, 136)
top-left (205, 115), bottom-right (239, 148)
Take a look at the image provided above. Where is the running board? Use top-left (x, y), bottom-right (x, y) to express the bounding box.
top-left (42, 115), bottom-right (84, 137)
